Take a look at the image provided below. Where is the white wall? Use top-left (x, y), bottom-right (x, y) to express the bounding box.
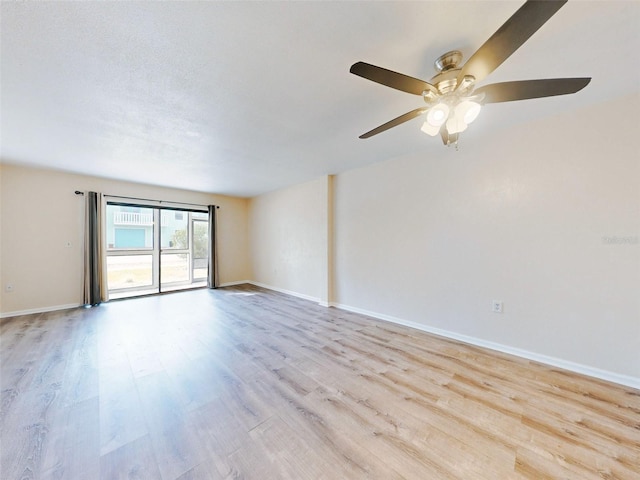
top-left (248, 176), bottom-right (331, 304)
top-left (333, 94), bottom-right (640, 382)
top-left (0, 164), bottom-right (250, 315)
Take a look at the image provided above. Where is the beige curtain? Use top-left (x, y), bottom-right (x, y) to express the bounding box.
top-left (207, 205), bottom-right (219, 289)
top-left (83, 191), bottom-right (109, 305)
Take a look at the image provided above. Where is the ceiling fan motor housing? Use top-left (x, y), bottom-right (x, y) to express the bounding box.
top-left (434, 50), bottom-right (463, 72)
top-left (430, 51), bottom-right (466, 95)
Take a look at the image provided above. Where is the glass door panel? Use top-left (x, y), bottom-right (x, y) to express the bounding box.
top-left (192, 216), bottom-right (209, 281)
top-left (107, 255), bottom-right (154, 289)
top-left (161, 210), bottom-right (188, 250)
top-left (106, 204), bottom-right (159, 299)
top-left (160, 209), bottom-right (189, 291)
top-left (161, 253), bottom-right (191, 289)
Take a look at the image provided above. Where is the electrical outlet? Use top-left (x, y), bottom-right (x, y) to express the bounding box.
top-left (5, 284), bottom-right (14, 293)
top-left (492, 300), bottom-right (503, 313)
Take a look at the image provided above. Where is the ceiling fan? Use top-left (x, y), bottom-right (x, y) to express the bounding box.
top-left (350, 0), bottom-right (591, 146)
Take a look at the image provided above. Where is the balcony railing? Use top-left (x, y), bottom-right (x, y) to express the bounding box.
top-left (113, 212), bottom-right (153, 225)
top-left (112, 212), bottom-right (175, 226)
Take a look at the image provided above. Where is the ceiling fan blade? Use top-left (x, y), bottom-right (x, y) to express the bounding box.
top-left (351, 62), bottom-right (437, 96)
top-left (458, 0), bottom-right (567, 84)
top-left (359, 107), bottom-right (428, 139)
top-left (475, 78), bottom-right (591, 103)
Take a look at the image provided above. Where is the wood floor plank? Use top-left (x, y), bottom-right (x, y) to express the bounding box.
top-left (185, 398), bottom-right (254, 476)
top-left (135, 371), bottom-right (204, 480)
top-left (248, 414), bottom-right (355, 480)
top-left (1, 284), bottom-right (639, 479)
top-left (173, 462), bottom-right (221, 480)
top-left (98, 379), bottom-right (148, 457)
top-left (42, 396), bottom-right (101, 480)
top-left (99, 434), bottom-right (162, 480)
top-left (248, 377), bottom-right (406, 479)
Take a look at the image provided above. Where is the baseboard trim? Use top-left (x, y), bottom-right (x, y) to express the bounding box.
top-left (219, 280), bottom-right (251, 288)
top-left (0, 303), bottom-right (82, 320)
top-left (331, 302), bottom-right (640, 390)
top-left (246, 281), bottom-right (322, 304)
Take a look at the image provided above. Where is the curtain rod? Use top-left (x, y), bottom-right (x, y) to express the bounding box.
top-left (74, 191), bottom-right (219, 209)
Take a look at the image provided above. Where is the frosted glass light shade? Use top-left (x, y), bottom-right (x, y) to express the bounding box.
top-left (421, 120), bottom-right (440, 136)
top-left (426, 103), bottom-right (450, 127)
top-left (456, 101), bottom-right (482, 124)
top-left (446, 115), bottom-right (468, 134)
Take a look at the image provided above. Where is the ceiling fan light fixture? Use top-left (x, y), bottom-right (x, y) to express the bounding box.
top-left (446, 114), bottom-right (468, 135)
top-left (421, 120), bottom-right (441, 136)
top-left (426, 103), bottom-right (450, 127)
top-left (456, 100), bottom-right (482, 124)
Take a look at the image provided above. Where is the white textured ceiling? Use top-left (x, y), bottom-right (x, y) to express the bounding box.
top-left (1, 1), bottom-right (638, 197)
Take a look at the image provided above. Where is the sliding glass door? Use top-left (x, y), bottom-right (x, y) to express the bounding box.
top-left (159, 209), bottom-right (209, 292)
top-left (106, 204), bottom-right (208, 299)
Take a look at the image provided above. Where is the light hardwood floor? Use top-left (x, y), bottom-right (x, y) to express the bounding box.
top-left (1, 284), bottom-right (639, 479)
